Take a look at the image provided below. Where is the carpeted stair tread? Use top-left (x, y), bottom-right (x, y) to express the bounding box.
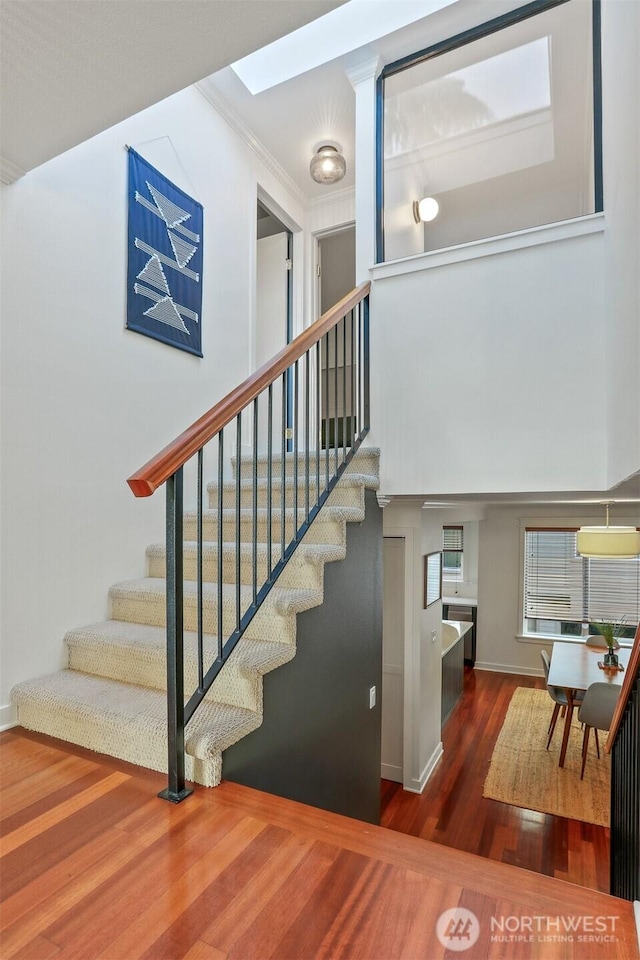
top-left (109, 577), bottom-right (323, 617)
top-left (183, 503), bottom-right (366, 524)
top-left (10, 670), bottom-right (260, 786)
top-left (64, 620), bottom-right (296, 710)
top-left (233, 446), bottom-right (380, 471)
top-left (206, 471), bottom-right (380, 496)
top-left (146, 540), bottom-right (346, 567)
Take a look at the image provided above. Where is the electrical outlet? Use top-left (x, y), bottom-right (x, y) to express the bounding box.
top-left (431, 630), bottom-right (437, 643)
top-left (369, 686), bottom-right (376, 709)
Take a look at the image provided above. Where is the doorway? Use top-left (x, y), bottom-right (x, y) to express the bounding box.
top-left (256, 200), bottom-right (292, 365)
top-left (382, 536), bottom-right (405, 783)
top-left (256, 200), bottom-right (293, 448)
top-left (316, 226), bottom-right (356, 449)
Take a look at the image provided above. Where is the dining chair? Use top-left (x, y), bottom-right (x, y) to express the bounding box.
top-left (540, 650), bottom-right (584, 750)
top-left (577, 682), bottom-right (620, 779)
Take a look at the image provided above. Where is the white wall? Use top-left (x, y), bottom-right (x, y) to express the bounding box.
top-left (0, 85), bottom-right (307, 724)
top-left (371, 230), bottom-right (606, 495)
top-left (602, 0), bottom-right (640, 487)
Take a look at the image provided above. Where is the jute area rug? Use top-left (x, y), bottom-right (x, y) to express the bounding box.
top-left (483, 687), bottom-right (610, 827)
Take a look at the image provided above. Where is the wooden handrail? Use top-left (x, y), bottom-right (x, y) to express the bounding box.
top-left (127, 282), bottom-right (371, 497)
top-left (606, 622), bottom-right (640, 753)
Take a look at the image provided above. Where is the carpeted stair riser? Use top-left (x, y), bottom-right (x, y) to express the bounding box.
top-left (11, 448), bottom-right (380, 786)
top-left (64, 623), bottom-right (295, 713)
top-left (181, 506), bottom-right (355, 546)
top-left (233, 447), bottom-right (379, 482)
top-left (109, 579), bottom-right (320, 643)
top-left (206, 473), bottom-right (374, 511)
top-left (146, 542), bottom-right (341, 590)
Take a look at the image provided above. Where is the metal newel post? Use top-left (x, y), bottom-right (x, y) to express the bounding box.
top-left (158, 467), bottom-right (193, 803)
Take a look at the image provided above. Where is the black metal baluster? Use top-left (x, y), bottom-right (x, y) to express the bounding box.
top-left (342, 315), bottom-right (347, 461)
top-left (281, 372), bottom-right (286, 559)
top-left (267, 384), bottom-right (273, 582)
top-left (333, 324), bottom-right (339, 472)
top-left (196, 449), bottom-right (203, 691)
top-left (324, 334), bottom-right (330, 491)
top-left (158, 468), bottom-right (192, 803)
top-left (357, 302), bottom-right (363, 442)
top-left (294, 360), bottom-right (299, 539)
top-left (315, 341), bottom-right (320, 507)
top-left (217, 430), bottom-right (223, 662)
top-left (350, 308), bottom-right (356, 448)
top-left (363, 296), bottom-right (371, 432)
top-left (236, 414), bottom-right (242, 632)
top-left (305, 351), bottom-right (310, 520)
top-left (252, 397), bottom-right (259, 605)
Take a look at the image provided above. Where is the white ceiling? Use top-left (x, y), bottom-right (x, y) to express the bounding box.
top-left (0, 0), bottom-right (344, 181)
top-left (201, 0), bottom-right (532, 202)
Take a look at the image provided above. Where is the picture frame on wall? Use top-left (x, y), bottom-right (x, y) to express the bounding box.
top-left (424, 551), bottom-right (442, 608)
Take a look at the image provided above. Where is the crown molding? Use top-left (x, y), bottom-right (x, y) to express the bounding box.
top-left (0, 155), bottom-right (26, 185)
top-left (196, 79), bottom-right (307, 209)
top-left (345, 56), bottom-right (384, 88)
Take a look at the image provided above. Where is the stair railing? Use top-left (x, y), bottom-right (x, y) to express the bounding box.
top-left (127, 282), bottom-right (371, 801)
top-left (606, 622), bottom-right (640, 901)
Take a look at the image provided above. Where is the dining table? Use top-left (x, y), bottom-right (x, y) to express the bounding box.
top-left (547, 640), bottom-right (631, 767)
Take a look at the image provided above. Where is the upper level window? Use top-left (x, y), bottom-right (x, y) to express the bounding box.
top-left (377, 0), bottom-right (602, 262)
top-left (523, 528), bottom-right (639, 640)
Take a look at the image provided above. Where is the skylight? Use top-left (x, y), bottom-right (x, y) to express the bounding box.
top-left (231, 0), bottom-right (457, 95)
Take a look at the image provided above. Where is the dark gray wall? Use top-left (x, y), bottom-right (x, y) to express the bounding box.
top-left (222, 488), bottom-right (383, 824)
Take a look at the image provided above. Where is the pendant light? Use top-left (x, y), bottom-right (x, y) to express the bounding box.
top-left (576, 503), bottom-right (640, 558)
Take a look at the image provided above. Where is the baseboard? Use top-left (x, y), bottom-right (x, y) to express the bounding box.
top-left (381, 762), bottom-right (403, 783)
top-left (404, 741), bottom-right (443, 794)
top-left (474, 661), bottom-right (544, 678)
top-left (0, 703), bottom-right (18, 731)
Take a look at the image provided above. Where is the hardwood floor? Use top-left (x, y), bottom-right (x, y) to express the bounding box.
top-left (381, 669), bottom-right (612, 894)
top-left (2, 714), bottom-right (638, 958)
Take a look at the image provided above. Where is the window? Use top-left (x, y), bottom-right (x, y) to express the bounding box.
top-left (523, 528), bottom-right (639, 639)
top-left (443, 525), bottom-right (463, 580)
top-left (377, 0), bottom-right (602, 262)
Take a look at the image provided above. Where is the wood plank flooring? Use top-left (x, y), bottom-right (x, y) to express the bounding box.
top-left (1, 723), bottom-right (638, 959)
top-left (381, 669), bottom-right (612, 893)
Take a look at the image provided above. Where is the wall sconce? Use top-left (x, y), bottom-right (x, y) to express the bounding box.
top-left (310, 143), bottom-right (346, 185)
top-left (413, 197), bottom-right (439, 223)
top-left (576, 503), bottom-right (640, 558)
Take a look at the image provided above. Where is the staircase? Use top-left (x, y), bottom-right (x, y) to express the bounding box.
top-left (11, 447), bottom-right (379, 787)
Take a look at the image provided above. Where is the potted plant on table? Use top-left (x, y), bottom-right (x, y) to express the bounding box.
top-left (593, 616), bottom-right (627, 668)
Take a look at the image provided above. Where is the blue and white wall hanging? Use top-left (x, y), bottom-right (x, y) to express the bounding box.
top-left (127, 148), bottom-right (203, 357)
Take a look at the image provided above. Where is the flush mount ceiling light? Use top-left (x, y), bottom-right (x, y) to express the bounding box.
top-left (413, 197), bottom-right (439, 223)
top-left (310, 143), bottom-right (346, 185)
top-left (576, 503), bottom-right (640, 558)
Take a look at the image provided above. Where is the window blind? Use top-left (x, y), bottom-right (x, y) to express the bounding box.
top-left (524, 528), bottom-right (640, 626)
top-left (524, 529), bottom-right (584, 622)
top-left (587, 558), bottom-right (640, 623)
top-left (443, 526), bottom-right (464, 552)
